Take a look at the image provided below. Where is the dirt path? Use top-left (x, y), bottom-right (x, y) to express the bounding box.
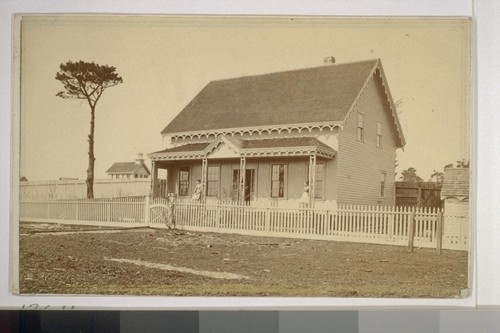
top-left (105, 257), bottom-right (250, 280)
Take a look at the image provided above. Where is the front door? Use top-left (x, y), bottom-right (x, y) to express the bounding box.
top-left (232, 169), bottom-right (255, 202)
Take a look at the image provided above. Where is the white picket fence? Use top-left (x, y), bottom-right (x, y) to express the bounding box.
top-left (19, 198), bottom-right (146, 228)
top-left (19, 198), bottom-right (469, 251)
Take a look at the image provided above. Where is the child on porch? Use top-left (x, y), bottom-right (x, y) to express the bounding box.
top-left (300, 181), bottom-right (310, 208)
top-left (192, 180), bottom-right (203, 201)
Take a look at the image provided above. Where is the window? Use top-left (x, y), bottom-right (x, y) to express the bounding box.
top-left (376, 121), bottom-right (382, 147)
top-left (357, 113), bottom-right (364, 141)
top-left (380, 171), bottom-right (386, 197)
top-left (178, 167), bottom-right (190, 196)
top-left (307, 163), bottom-right (325, 199)
top-left (206, 165), bottom-right (220, 197)
top-left (314, 163), bottom-right (325, 199)
top-left (271, 164), bottom-right (286, 198)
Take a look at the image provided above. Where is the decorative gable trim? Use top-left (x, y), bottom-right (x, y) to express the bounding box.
top-left (150, 136), bottom-right (337, 161)
top-left (342, 59), bottom-right (405, 148)
top-left (169, 121), bottom-right (343, 142)
top-left (240, 146), bottom-right (336, 159)
top-left (375, 62), bottom-right (406, 148)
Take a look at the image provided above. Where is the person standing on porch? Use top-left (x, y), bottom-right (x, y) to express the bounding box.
top-left (300, 181), bottom-right (310, 208)
top-left (192, 180), bottom-right (203, 201)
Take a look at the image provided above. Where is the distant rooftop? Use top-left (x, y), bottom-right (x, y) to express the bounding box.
top-left (441, 168), bottom-right (469, 200)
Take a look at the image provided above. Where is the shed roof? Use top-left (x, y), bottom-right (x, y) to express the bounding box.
top-left (161, 59), bottom-right (404, 145)
top-left (441, 168), bottom-right (469, 200)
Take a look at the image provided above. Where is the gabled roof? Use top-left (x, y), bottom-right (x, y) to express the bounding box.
top-left (161, 59), bottom-right (405, 147)
top-left (441, 168), bottom-right (469, 200)
top-left (106, 162), bottom-right (150, 175)
top-left (149, 136), bottom-right (337, 161)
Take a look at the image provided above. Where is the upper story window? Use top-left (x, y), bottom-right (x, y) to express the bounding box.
top-left (271, 164), bottom-right (286, 198)
top-left (376, 121), bottom-right (382, 147)
top-left (357, 113), bottom-right (364, 141)
top-left (178, 167), bottom-right (190, 196)
top-left (206, 165), bottom-right (220, 197)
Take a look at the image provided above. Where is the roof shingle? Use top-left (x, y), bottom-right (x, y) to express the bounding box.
top-left (441, 168), bottom-right (470, 199)
top-left (162, 60), bottom-right (379, 134)
top-left (106, 162), bottom-right (150, 174)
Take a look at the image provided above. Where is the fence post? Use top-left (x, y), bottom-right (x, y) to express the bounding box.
top-left (265, 206), bottom-right (271, 233)
top-left (387, 206), bottom-right (394, 241)
top-left (436, 211), bottom-right (443, 255)
top-left (216, 201), bottom-right (221, 231)
top-left (144, 195), bottom-right (151, 227)
top-left (106, 201), bottom-right (111, 222)
top-left (407, 210), bottom-right (416, 252)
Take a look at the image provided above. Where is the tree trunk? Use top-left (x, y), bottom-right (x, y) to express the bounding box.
top-left (86, 105), bottom-right (96, 199)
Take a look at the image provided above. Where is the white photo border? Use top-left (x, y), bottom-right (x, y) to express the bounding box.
top-left (1, 0), bottom-right (491, 310)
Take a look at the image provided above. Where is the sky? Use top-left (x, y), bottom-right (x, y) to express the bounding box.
top-left (19, 16), bottom-right (471, 182)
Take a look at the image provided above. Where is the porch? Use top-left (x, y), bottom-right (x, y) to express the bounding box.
top-left (148, 136), bottom-right (337, 209)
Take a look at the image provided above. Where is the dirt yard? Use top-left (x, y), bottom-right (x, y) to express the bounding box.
top-left (19, 223), bottom-right (469, 297)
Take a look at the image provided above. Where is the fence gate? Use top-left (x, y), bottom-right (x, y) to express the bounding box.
top-left (148, 197), bottom-right (174, 229)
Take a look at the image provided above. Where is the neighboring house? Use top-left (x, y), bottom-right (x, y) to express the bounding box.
top-left (149, 59), bottom-right (405, 207)
top-left (441, 167), bottom-right (469, 216)
top-left (106, 153), bottom-right (150, 179)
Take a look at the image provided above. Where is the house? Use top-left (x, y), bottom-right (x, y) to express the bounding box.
top-left (148, 59), bottom-right (405, 207)
top-left (106, 153), bottom-right (151, 179)
top-left (441, 167), bottom-right (469, 216)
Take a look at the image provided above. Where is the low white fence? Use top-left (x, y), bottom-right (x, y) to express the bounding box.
top-left (20, 198), bottom-right (146, 228)
top-left (19, 198), bottom-right (469, 251)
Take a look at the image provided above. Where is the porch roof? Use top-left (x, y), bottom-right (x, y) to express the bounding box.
top-left (149, 136), bottom-right (337, 161)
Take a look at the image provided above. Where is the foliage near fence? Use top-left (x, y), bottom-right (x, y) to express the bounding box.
top-left (19, 197), bottom-right (468, 251)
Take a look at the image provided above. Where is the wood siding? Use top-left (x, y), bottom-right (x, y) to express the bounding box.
top-left (337, 76), bottom-right (398, 205)
top-left (163, 158), bottom-right (337, 204)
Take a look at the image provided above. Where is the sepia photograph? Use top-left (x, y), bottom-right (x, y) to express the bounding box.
top-left (16, 15), bottom-right (471, 298)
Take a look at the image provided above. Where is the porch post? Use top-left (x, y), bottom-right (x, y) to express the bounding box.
top-left (151, 160), bottom-right (159, 197)
top-left (201, 158), bottom-right (208, 202)
top-left (239, 156), bottom-right (246, 202)
top-left (309, 153), bottom-right (316, 208)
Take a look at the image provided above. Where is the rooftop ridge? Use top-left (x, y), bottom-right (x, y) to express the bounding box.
top-left (207, 58), bottom-right (379, 84)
